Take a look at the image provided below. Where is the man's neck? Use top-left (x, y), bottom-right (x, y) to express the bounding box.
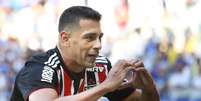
top-left (57, 45), bottom-right (85, 73)
top-left (63, 58), bottom-right (85, 73)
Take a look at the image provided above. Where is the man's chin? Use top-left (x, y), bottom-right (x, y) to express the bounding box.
top-left (85, 62), bottom-right (96, 68)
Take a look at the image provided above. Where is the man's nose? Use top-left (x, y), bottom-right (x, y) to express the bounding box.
top-left (93, 39), bottom-right (102, 50)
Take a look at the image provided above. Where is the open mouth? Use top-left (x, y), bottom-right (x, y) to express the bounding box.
top-left (87, 54), bottom-right (98, 60)
top-left (88, 54), bottom-right (98, 58)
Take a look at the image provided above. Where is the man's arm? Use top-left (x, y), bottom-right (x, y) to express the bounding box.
top-left (140, 88), bottom-right (160, 101)
top-left (29, 82), bottom-right (109, 101)
top-left (29, 60), bottom-right (132, 101)
top-left (123, 88), bottom-right (159, 101)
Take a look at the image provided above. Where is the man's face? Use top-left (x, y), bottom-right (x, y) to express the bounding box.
top-left (69, 19), bottom-right (103, 68)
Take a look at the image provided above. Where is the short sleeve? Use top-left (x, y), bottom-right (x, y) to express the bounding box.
top-left (16, 62), bottom-right (58, 100)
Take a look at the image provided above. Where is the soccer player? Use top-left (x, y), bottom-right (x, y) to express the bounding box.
top-left (11, 6), bottom-right (159, 101)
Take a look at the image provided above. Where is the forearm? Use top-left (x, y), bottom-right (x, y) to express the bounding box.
top-left (54, 83), bottom-right (109, 101)
top-left (124, 88), bottom-right (160, 101)
top-left (123, 90), bottom-right (141, 101)
top-left (140, 88), bottom-right (160, 101)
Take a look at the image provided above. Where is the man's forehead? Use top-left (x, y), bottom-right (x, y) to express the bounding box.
top-left (79, 19), bottom-right (100, 27)
top-left (78, 19), bottom-right (102, 35)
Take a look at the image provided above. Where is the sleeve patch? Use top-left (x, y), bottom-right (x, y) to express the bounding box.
top-left (41, 66), bottom-right (54, 83)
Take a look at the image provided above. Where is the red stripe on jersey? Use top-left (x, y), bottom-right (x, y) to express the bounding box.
top-left (96, 64), bottom-right (107, 83)
top-left (78, 79), bottom-right (84, 93)
top-left (63, 72), bottom-right (72, 96)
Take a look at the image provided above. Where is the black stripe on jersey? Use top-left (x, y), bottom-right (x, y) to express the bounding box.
top-left (86, 71), bottom-right (96, 86)
top-left (73, 79), bottom-right (80, 94)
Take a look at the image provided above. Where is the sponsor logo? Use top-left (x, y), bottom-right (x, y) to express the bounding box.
top-left (41, 66), bottom-right (54, 83)
top-left (86, 66), bottom-right (104, 72)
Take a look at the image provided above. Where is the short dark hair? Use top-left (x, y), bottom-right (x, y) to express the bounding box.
top-left (58, 6), bottom-right (102, 33)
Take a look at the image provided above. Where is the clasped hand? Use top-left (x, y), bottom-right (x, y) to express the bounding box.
top-left (104, 59), bottom-right (156, 93)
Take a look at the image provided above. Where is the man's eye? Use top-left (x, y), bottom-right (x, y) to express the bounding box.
top-left (85, 35), bottom-right (96, 41)
top-left (86, 36), bottom-right (93, 39)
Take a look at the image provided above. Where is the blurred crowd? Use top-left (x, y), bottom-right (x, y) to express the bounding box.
top-left (105, 28), bottom-right (201, 101)
top-left (1, 0), bottom-right (201, 101)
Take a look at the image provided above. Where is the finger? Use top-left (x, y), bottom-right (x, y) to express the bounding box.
top-left (123, 66), bottom-right (134, 76)
top-left (134, 61), bottom-right (144, 67)
top-left (133, 67), bottom-right (145, 72)
top-left (132, 71), bottom-right (144, 89)
top-left (113, 60), bottom-right (128, 72)
top-left (120, 68), bottom-right (135, 88)
top-left (141, 69), bottom-right (154, 83)
top-left (127, 59), bottom-right (140, 66)
top-left (135, 67), bottom-right (154, 85)
top-left (134, 67), bottom-right (151, 79)
top-left (121, 67), bottom-right (134, 81)
top-left (139, 71), bottom-right (148, 86)
top-left (120, 81), bottom-right (132, 89)
top-left (117, 66), bottom-right (133, 81)
top-left (118, 59), bottom-right (132, 69)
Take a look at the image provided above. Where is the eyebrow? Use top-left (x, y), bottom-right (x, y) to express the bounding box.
top-left (83, 32), bottom-right (104, 37)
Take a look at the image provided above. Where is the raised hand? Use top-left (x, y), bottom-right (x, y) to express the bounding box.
top-left (131, 61), bottom-right (156, 92)
top-left (129, 60), bottom-right (160, 101)
top-left (102, 59), bottom-right (132, 92)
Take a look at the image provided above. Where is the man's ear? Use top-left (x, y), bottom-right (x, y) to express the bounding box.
top-left (60, 31), bottom-right (71, 47)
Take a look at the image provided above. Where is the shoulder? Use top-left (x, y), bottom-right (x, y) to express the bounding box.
top-left (17, 48), bottom-right (60, 80)
top-left (15, 49), bottom-right (60, 86)
top-left (24, 48), bottom-right (60, 70)
top-left (27, 48), bottom-right (56, 64)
